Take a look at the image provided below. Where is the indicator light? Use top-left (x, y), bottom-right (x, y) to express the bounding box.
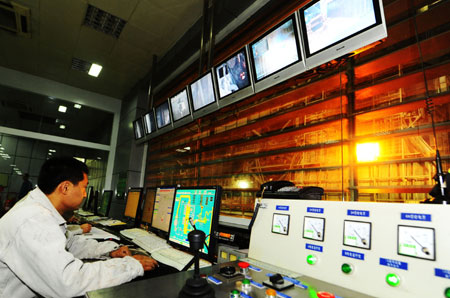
top-left (230, 289), bottom-right (240, 298)
top-left (317, 291), bottom-right (336, 298)
top-left (306, 254), bottom-right (317, 265)
top-left (385, 273), bottom-right (400, 287)
top-left (445, 287), bottom-right (450, 298)
top-left (341, 263), bottom-right (353, 274)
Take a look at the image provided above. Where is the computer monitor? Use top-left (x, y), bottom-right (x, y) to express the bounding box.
top-left (189, 72), bottom-right (218, 120)
top-left (141, 187), bottom-right (157, 225)
top-left (151, 186), bottom-right (177, 234)
top-left (98, 190), bottom-right (113, 217)
top-left (133, 118), bottom-right (144, 140)
top-left (83, 186), bottom-right (94, 211)
top-left (155, 101), bottom-right (172, 130)
top-left (167, 186), bottom-right (222, 259)
top-left (124, 188), bottom-right (143, 221)
top-left (249, 13), bottom-right (306, 93)
top-left (143, 111), bottom-right (156, 135)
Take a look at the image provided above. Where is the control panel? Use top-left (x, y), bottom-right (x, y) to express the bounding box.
top-left (247, 199), bottom-right (450, 298)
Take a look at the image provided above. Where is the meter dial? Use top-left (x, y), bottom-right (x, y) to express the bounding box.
top-left (303, 216), bottom-right (325, 241)
top-left (272, 213), bottom-right (290, 235)
top-left (398, 225), bottom-right (435, 260)
top-left (343, 220), bottom-right (372, 249)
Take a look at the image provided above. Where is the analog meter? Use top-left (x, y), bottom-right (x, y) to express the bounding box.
top-left (343, 220), bottom-right (372, 249)
top-left (398, 225), bottom-right (435, 260)
top-left (303, 216), bottom-right (325, 241)
top-left (272, 213), bottom-right (290, 235)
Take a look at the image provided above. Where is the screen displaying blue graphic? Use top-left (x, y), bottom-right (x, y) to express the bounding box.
top-left (168, 188), bottom-right (219, 255)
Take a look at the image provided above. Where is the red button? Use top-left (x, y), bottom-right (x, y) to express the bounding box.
top-left (238, 261), bottom-right (249, 269)
top-left (317, 291), bottom-right (335, 298)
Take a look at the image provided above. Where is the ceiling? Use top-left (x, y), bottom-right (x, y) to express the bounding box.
top-left (0, 0), bottom-right (266, 101)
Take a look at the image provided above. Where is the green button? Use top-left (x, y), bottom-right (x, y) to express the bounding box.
top-left (386, 273), bottom-right (400, 287)
top-left (242, 278), bottom-right (250, 285)
top-left (445, 287), bottom-right (450, 298)
top-left (341, 263), bottom-right (352, 274)
top-left (306, 254), bottom-right (317, 265)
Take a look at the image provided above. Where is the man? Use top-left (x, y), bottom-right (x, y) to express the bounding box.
top-left (17, 173), bottom-right (34, 200)
top-left (0, 157), bottom-right (158, 298)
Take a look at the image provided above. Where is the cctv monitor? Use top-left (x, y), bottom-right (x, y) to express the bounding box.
top-left (124, 188), bottom-right (143, 221)
top-left (249, 13), bottom-right (306, 93)
top-left (132, 118), bottom-right (144, 140)
top-left (151, 186), bottom-right (176, 235)
top-left (169, 88), bottom-right (193, 128)
top-left (167, 186), bottom-right (222, 259)
top-left (141, 187), bottom-right (157, 226)
top-left (97, 190), bottom-right (113, 217)
top-left (189, 72), bottom-right (218, 119)
top-left (155, 101), bottom-right (172, 130)
top-left (143, 111), bottom-right (156, 135)
top-left (299, 0), bottom-right (387, 69)
top-left (214, 46), bottom-right (254, 108)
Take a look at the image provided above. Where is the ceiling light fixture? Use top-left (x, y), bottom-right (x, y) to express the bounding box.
top-left (59, 124), bottom-right (66, 129)
top-left (88, 63), bottom-right (102, 77)
top-left (74, 104), bottom-right (82, 109)
top-left (58, 105), bottom-right (67, 113)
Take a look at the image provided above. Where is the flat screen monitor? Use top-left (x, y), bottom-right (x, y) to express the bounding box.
top-left (143, 111), bottom-right (156, 135)
top-left (155, 101), bottom-right (171, 129)
top-left (169, 89), bottom-right (191, 122)
top-left (124, 188), bottom-right (143, 219)
top-left (214, 46), bottom-right (254, 108)
top-left (167, 186), bottom-right (222, 259)
top-left (249, 14), bottom-right (305, 92)
top-left (133, 118), bottom-right (144, 140)
top-left (98, 190), bottom-right (113, 217)
top-left (141, 187), bottom-right (157, 225)
top-left (83, 186), bottom-right (94, 211)
top-left (189, 72), bottom-right (217, 119)
top-left (151, 186), bottom-right (176, 234)
top-left (299, 0), bottom-right (387, 69)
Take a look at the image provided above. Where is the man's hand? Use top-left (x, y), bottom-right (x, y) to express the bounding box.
top-left (110, 246), bottom-right (132, 258)
top-left (132, 255), bottom-right (159, 271)
top-left (80, 223), bottom-right (91, 233)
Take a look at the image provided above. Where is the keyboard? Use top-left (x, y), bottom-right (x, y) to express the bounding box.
top-left (151, 248), bottom-right (211, 271)
top-left (76, 210), bottom-right (94, 216)
top-left (120, 228), bottom-right (152, 240)
top-left (241, 258), bottom-right (301, 278)
top-left (132, 234), bottom-right (170, 253)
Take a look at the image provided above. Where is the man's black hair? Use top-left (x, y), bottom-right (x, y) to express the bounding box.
top-left (38, 157), bottom-right (89, 194)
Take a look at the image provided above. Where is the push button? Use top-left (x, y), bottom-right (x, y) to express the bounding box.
top-left (317, 291), bottom-right (335, 298)
top-left (385, 273), bottom-right (400, 287)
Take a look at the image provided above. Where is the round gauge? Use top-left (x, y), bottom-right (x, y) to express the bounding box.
top-left (343, 220), bottom-right (371, 249)
top-left (303, 216), bottom-right (325, 241)
top-left (398, 225), bottom-right (435, 260)
top-left (272, 213), bottom-right (290, 235)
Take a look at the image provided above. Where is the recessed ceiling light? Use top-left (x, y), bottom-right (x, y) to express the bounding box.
top-left (74, 104), bottom-right (82, 109)
top-left (59, 124), bottom-right (66, 129)
top-left (49, 149), bottom-right (56, 153)
top-left (58, 105), bottom-right (67, 113)
top-left (97, 157), bottom-right (101, 160)
top-left (88, 63), bottom-right (102, 77)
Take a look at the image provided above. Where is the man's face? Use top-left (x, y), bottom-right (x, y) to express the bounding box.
top-left (63, 173), bottom-right (89, 210)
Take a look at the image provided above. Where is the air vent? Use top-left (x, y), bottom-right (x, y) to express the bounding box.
top-left (71, 58), bottom-right (91, 72)
top-left (83, 4), bottom-right (126, 38)
top-left (0, 1), bottom-right (31, 38)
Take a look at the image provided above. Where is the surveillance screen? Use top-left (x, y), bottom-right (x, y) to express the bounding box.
top-left (170, 89), bottom-right (190, 121)
top-left (156, 101), bottom-right (171, 129)
top-left (215, 49), bottom-right (251, 99)
top-left (143, 112), bottom-right (156, 134)
top-left (190, 72), bottom-right (216, 111)
top-left (251, 17), bottom-right (300, 81)
top-left (303, 0), bottom-right (377, 55)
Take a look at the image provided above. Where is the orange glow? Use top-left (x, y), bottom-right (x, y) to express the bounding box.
top-left (356, 142), bottom-right (380, 162)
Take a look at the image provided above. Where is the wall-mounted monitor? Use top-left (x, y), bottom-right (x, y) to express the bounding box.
top-left (132, 118), bottom-right (144, 140)
top-left (155, 100), bottom-right (172, 133)
top-left (214, 46), bottom-right (254, 108)
top-left (143, 111), bottom-right (156, 135)
top-left (189, 71), bottom-right (218, 119)
top-left (167, 186), bottom-right (222, 260)
top-left (299, 0), bottom-right (387, 69)
top-left (249, 13), bottom-right (306, 93)
top-left (169, 88), bottom-right (192, 128)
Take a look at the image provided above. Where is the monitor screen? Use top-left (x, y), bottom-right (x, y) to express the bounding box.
top-left (98, 190), bottom-right (113, 217)
top-left (151, 187), bottom-right (176, 233)
top-left (168, 186), bottom-right (222, 257)
top-left (143, 111), bottom-right (156, 134)
top-left (83, 186), bottom-right (94, 211)
top-left (133, 119), bottom-right (144, 140)
top-left (124, 188), bottom-right (142, 219)
top-left (141, 187), bottom-right (157, 225)
top-left (189, 72), bottom-right (216, 112)
top-left (155, 101), bottom-right (171, 129)
top-left (250, 15), bottom-right (301, 82)
top-left (215, 48), bottom-right (251, 99)
top-left (169, 89), bottom-right (191, 122)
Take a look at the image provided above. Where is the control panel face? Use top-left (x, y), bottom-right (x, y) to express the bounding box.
top-left (248, 200), bottom-right (450, 298)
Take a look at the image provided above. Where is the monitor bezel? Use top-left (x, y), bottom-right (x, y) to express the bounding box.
top-left (155, 100), bottom-right (173, 132)
top-left (167, 186), bottom-right (222, 260)
top-left (132, 118), bottom-right (145, 140)
top-left (140, 186), bottom-right (158, 226)
top-left (299, 0), bottom-right (387, 70)
top-left (249, 13), bottom-right (306, 93)
top-left (213, 46), bottom-right (255, 109)
top-left (143, 110), bottom-right (157, 135)
top-left (124, 187), bottom-right (144, 224)
top-left (97, 190), bottom-right (113, 217)
top-left (169, 87), bottom-right (193, 129)
top-left (189, 71), bottom-right (219, 120)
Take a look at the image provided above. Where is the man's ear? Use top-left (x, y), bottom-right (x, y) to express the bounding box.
top-left (57, 181), bottom-right (71, 194)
